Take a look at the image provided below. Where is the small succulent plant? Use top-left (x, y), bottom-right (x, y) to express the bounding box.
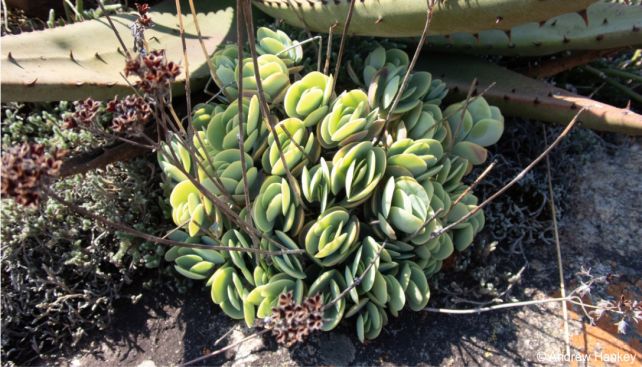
top-left (160, 27), bottom-right (504, 343)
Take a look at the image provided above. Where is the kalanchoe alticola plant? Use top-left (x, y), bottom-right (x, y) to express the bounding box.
top-left (159, 27), bottom-right (505, 345)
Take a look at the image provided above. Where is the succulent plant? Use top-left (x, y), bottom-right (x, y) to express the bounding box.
top-left (212, 44), bottom-right (241, 101)
top-left (318, 89), bottom-right (383, 148)
top-left (330, 141), bottom-right (386, 207)
top-left (304, 207), bottom-right (360, 267)
top-left (262, 117), bottom-right (321, 176)
top-left (364, 47), bottom-right (435, 115)
top-left (159, 36), bottom-right (504, 343)
top-left (252, 175), bottom-right (304, 235)
top-left (284, 71), bottom-right (334, 127)
top-left (301, 158), bottom-right (333, 212)
top-left (370, 176), bottom-right (436, 245)
top-left (205, 95), bottom-right (267, 156)
top-left (390, 102), bottom-right (448, 142)
top-left (164, 231), bottom-right (226, 280)
top-left (386, 138), bottom-right (444, 181)
top-left (169, 179), bottom-right (224, 237)
top-left (443, 97), bottom-right (505, 166)
top-left (256, 27), bottom-right (303, 66)
top-left (237, 55), bottom-right (291, 104)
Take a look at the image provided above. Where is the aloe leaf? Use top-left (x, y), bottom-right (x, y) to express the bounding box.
top-left (1, 0), bottom-right (236, 102)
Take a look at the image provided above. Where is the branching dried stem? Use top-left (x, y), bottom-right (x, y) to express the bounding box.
top-left (323, 241), bottom-right (386, 310)
top-left (428, 108), bottom-right (586, 242)
top-left (450, 160), bottom-right (497, 209)
top-left (323, 23), bottom-right (337, 75)
top-left (235, 0), bottom-right (255, 243)
top-left (376, 0), bottom-right (436, 145)
top-left (41, 186), bottom-right (303, 256)
top-left (240, 0), bottom-right (304, 206)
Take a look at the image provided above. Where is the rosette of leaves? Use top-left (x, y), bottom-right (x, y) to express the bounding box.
top-left (443, 97), bottom-right (504, 166)
top-left (252, 175), bottom-right (305, 235)
top-left (209, 265), bottom-right (250, 320)
top-left (262, 230), bottom-right (306, 279)
top-left (434, 155), bottom-right (470, 193)
top-left (307, 269), bottom-right (346, 331)
top-left (396, 261), bottom-right (431, 311)
top-left (363, 47), bottom-right (435, 115)
top-left (169, 178), bottom-right (224, 237)
top-left (423, 78), bottom-right (449, 106)
top-left (386, 138), bottom-right (444, 181)
top-left (445, 192), bottom-right (485, 251)
top-left (284, 71), bottom-right (334, 127)
top-left (262, 117), bottom-right (321, 176)
top-left (256, 27), bottom-right (303, 66)
top-left (221, 229), bottom-right (256, 284)
top-left (191, 102), bottom-right (221, 130)
top-left (211, 44), bottom-right (240, 100)
top-left (237, 54), bottom-right (290, 104)
top-left (346, 299), bottom-right (388, 343)
top-left (370, 176), bottom-right (437, 245)
top-left (391, 102), bottom-right (448, 142)
top-left (195, 149), bottom-right (260, 204)
top-left (244, 273), bottom-right (305, 327)
top-left (301, 157), bottom-right (333, 212)
top-left (318, 89), bottom-right (384, 148)
top-left (205, 95), bottom-right (267, 157)
top-left (303, 207), bottom-right (360, 267)
top-left (344, 237), bottom-right (382, 304)
top-left (164, 231), bottom-right (226, 280)
top-left (330, 141), bottom-right (386, 207)
top-left (158, 136), bottom-right (191, 186)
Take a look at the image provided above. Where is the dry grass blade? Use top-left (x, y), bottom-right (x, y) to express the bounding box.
top-left (544, 126), bottom-right (571, 357)
top-left (323, 23), bottom-right (336, 75)
top-left (182, 329), bottom-right (270, 366)
top-left (330, 0), bottom-right (356, 92)
top-left (187, 0), bottom-right (218, 81)
top-left (174, 0), bottom-right (193, 122)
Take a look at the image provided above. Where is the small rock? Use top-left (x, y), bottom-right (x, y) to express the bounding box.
top-left (316, 333), bottom-right (355, 365)
top-left (137, 360), bottom-right (156, 367)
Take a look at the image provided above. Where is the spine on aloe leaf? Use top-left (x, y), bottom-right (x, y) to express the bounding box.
top-left (426, 1), bottom-right (642, 56)
top-left (252, 0), bottom-right (595, 37)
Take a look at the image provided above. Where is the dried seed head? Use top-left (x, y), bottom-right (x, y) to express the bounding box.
top-left (1, 143), bottom-right (67, 207)
top-left (63, 98), bottom-right (101, 129)
top-left (126, 50), bottom-right (180, 96)
top-left (107, 95), bottom-right (153, 134)
top-left (262, 292), bottom-right (324, 348)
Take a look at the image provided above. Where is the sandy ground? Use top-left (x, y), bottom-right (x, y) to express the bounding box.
top-left (68, 132), bottom-right (642, 367)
